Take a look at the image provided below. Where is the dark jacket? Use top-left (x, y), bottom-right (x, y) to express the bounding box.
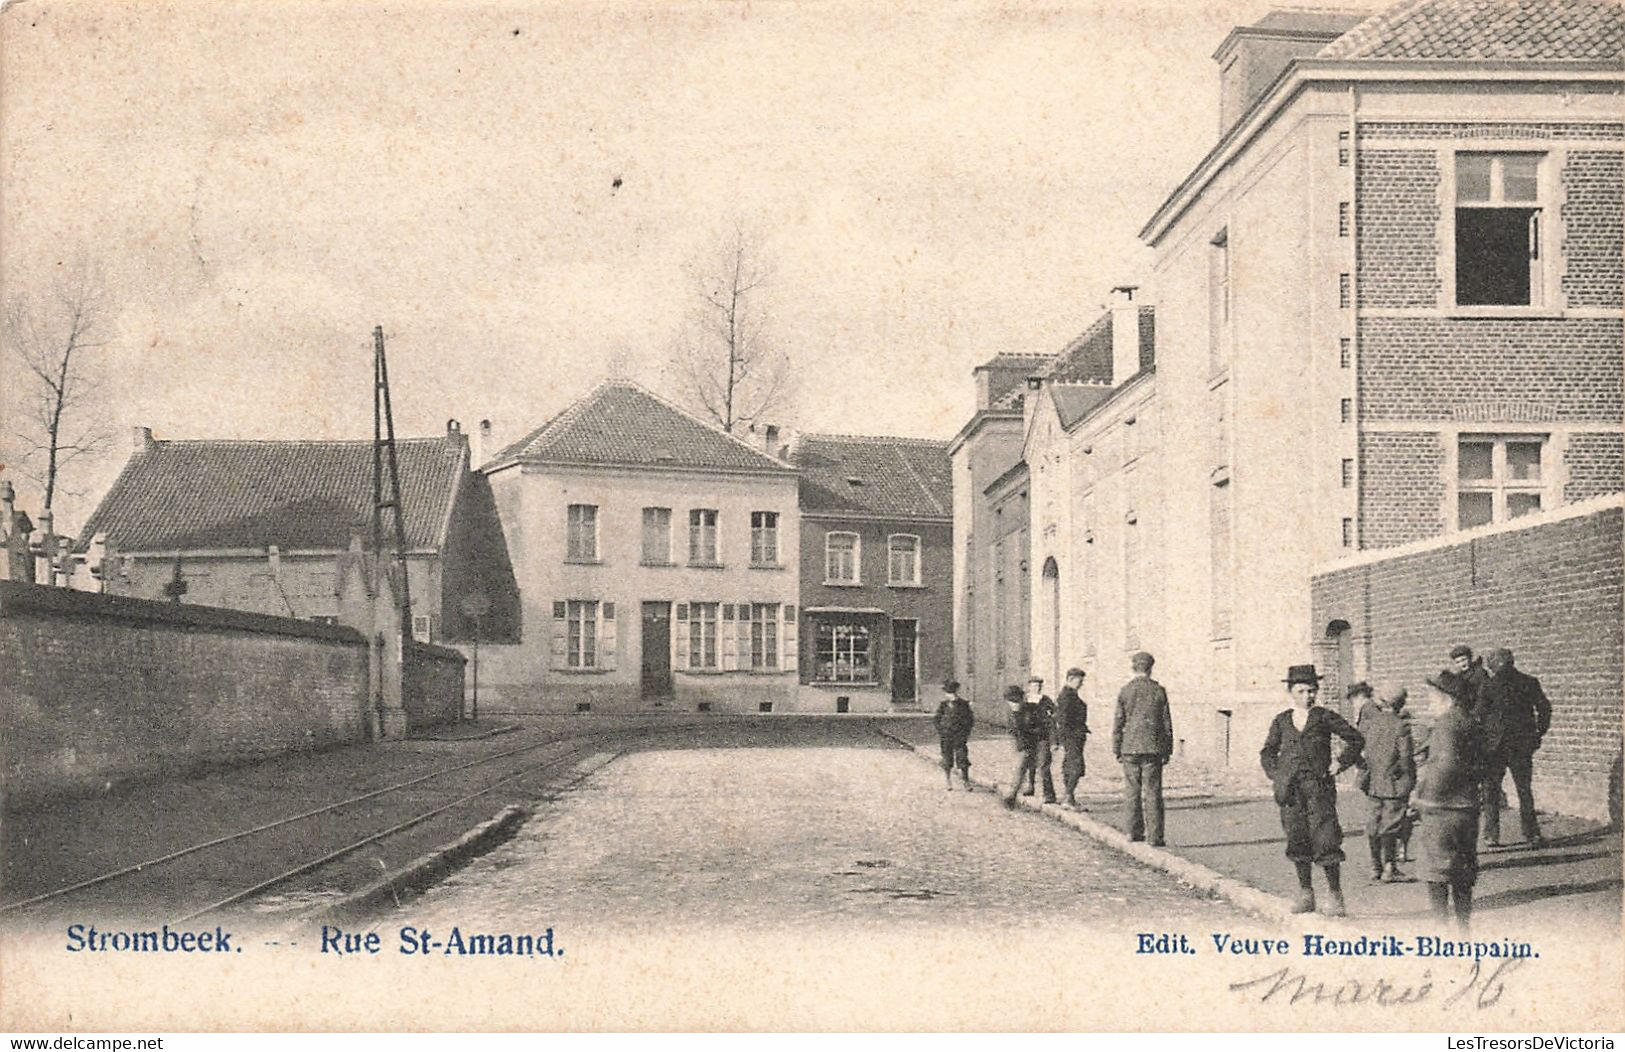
top-left (1416, 703), bottom-right (1484, 812)
top-left (1357, 704), bottom-right (1415, 800)
top-left (1009, 701), bottom-right (1044, 749)
top-left (1463, 660), bottom-right (1491, 707)
top-left (1113, 676), bottom-right (1172, 759)
top-left (1056, 686), bottom-right (1089, 745)
top-left (1474, 666), bottom-right (1552, 757)
top-left (1260, 706), bottom-right (1364, 806)
top-left (1034, 694), bottom-right (1056, 742)
top-left (934, 696), bottom-right (975, 741)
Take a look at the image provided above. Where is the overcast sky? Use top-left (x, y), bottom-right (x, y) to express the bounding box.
top-left (0, 0), bottom-right (1382, 530)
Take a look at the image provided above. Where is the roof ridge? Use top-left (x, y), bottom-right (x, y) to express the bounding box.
top-left (800, 432), bottom-right (951, 447)
top-left (149, 436), bottom-right (452, 447)
top-left (604, 378), bottom-right (794, 468)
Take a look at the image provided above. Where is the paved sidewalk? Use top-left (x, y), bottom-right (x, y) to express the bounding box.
top-left (898, 728), bottom-right (1621, 932)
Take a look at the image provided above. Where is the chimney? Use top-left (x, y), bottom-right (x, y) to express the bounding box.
top-left (131, 426), bottom-right (155, 453)
top-left (1110, 286), bottom-right (1142, 385)
top-left (472, 419), bottom-right (496, 469)
top-left (1213, 11), bottom-right (1367, 135)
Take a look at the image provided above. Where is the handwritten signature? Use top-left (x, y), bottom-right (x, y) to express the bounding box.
top-left (1229, 957), bottom-right (1528, 1010)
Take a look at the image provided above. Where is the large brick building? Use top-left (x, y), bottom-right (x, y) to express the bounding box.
top-left (791, 433), bottom-right (952, 712)
top-left (1001, 0), bottom-right (1624, 785)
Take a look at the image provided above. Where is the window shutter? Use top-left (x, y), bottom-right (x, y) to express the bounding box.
top-left (721, 604), bottom-right (738, 671)
top-left (550, 603), bottom-right (566, 670)
top-left (738, 615), bottom-right (751, 670)
top-left (600, 603), bottom-right (617, 670)
top-left (675, 604), bottom-right (690, 669)
top-left (782, 606), bottom-right (798, 674)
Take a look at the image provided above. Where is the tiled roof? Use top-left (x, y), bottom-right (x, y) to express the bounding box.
top-left (1252, 8), bottom-right (1371, 34)
top-left (795, 434), bottom-right (952, 520)
top-left (487, 380), bottom-right (793, 474)
top-left (1051, 384), bottom-right (1116, 428)
top-left (1043, 305), bottom-right (1157, 384)
top-left (1319, 0), bottom-right (1625, 60)
top-left (79, 436), bottom-right (466, 552)
top-left (978, 353), bottom-right (1057, 410)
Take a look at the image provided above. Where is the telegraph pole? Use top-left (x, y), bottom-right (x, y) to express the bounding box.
top-left (372, 325), bottom-right (414, 736)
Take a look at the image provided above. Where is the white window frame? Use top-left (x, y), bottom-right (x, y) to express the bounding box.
top-left (1209, 227), bottom-right (1231, 372)
top-left (686, 601), bottom-right (719, 669)
top-left (750, 511), bottom-right (780, 567)
top-left (641, 506), bottom-right (672, 565)
top-left (824, 531), bottom-right (860, 585)
top-left (814, 621), bottom-right (872, 683)
top-left (1453, 433), bottom-right (1550, 531)
top-left (566, 503), bottom-right (599, 563)
top-left (688, 508), bottom-right (720, 566)
top-left (1444, 148), bottom-right (1558, 312)
top-left (748, 603), bottom-right (780, 671)
top-left (887, 533), bottom-right (921, 586)
top-left (566, 600), bottom-right (599, 669)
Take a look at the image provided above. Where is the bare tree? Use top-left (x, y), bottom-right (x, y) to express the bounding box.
top-left (672, 225), bottom-right (792, 434)
top-left (4, 261), bottom-right (115, 514)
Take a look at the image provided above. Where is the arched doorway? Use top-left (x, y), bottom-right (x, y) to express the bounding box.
top-left (1041, 557), bottom-right (1060, 688)
top-left (1325, 620), bottom-right (1354, 717)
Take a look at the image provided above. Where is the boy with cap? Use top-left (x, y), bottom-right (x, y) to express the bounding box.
top-left (1022, 676), bottom-right (1058, 802)
top-left (933, 679), bottom-right (975, 790)
top-left (1002, 685), bottom-right (1043, 808)
top-left (1357, 682), bottom-right (1416, 882)
top-left (1056, 668), bottom-right (1090, 809)
top-left (1260, 665), bottom-right (1364, 916)
top-left (1416, 669), bottom-right (1485, 929)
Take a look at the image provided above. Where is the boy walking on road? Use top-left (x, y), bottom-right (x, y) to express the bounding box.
top-left (934, 679), bottom-right (975, 791)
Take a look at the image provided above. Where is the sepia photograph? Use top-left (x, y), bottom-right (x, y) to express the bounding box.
top-left (0, 0), bottom-right (1621, 1034)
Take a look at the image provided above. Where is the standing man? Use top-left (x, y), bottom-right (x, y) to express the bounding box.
top-left (1417, 670), bottom-right (1484, 928)
top-left (1022, 676), bottom-right (1058, 803)
top-left (1357, 682), bottom-right (1416, 883)
top-left (1260, 665), bottom-right (1365, 916)
top-left (1056, 668), bottom-right (1090, 810)
top-left (1476, 648), bottom-right (1552, 848)
top-left (933, 679), bottom-right (975, 791)
top-left (1002, 685), bottom-right (1042, 809)
top-left (1113, 651), bottom-right (1173, 845)
top-left (1449, 644), bottom-right (1491, 703)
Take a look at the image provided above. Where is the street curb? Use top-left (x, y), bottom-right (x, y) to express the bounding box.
top-left (880, 730), bottom-right (1355, 932)
top-left (309, 805), bottom-right (532, 924)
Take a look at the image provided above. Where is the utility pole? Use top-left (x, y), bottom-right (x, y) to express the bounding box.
top-left (372, 325), bottom-right (413, 737)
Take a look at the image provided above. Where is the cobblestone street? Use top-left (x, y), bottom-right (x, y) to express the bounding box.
top-left (410, 724), bottom-right (1255, 933)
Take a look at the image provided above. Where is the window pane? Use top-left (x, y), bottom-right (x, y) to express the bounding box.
top-left (642, 508), bottom-right (669, 563)
top-left (1507, 441), bottom-right (1542, 481)
top-left (1458, 441), bottom-right (1494, 481)
top-left (1458, 491), bottom-right (1494, 529)
top-left (1502, 155), bottom-right (1539, 203)
top-left (1507, 492), bottom-right (1542, 519)
top-left (1456, 208), bottom-right (1535, 306)
top-left (1456, 155), bottom-right (1492, 202)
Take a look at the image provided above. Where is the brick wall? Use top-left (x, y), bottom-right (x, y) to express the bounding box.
top-left (1311, 502), bottom-right (1624, 824)
top-left (1, 581), bottom-right (370, 807)
top-left (1356, 148), bottom-right (1440, 309)
top-left (1358, 122), bottom-right (1624, 141)
top-left (1359, 432), bottom-right (1445, 548)
top-left (1358, 318), bottom-right (1624, 421)
top-left (1566, 432), bottom-right (1625, 503)
top-left (1562, 150), bottom-right (1625, 308)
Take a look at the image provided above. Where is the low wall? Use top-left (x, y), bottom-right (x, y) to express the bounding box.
top-left (1311, 500), bottom-right (1624, 825)
top-left (0, 581), bottom-right (370, 808)
top-left (403, 639), bottom-right (466, 730)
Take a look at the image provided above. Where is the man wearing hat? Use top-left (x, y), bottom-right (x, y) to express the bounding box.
top-left (1416, 669), bottom-right (1485, 928)
top-left (1113, 652), bottom-right (1173, 844)
top-left (1056, 667), bottom-right (1090, 809)
top-left (1476, 648), bottom-right (1552, 848)
top-left (1357, 682), bottom-right (1416, 883)
top-left (1260, 664), bottom-right (1364, 915)
top-left (1002, 684), bottom-right (1044, 808)
top-left (933, 679), bottom-right (975, 791)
